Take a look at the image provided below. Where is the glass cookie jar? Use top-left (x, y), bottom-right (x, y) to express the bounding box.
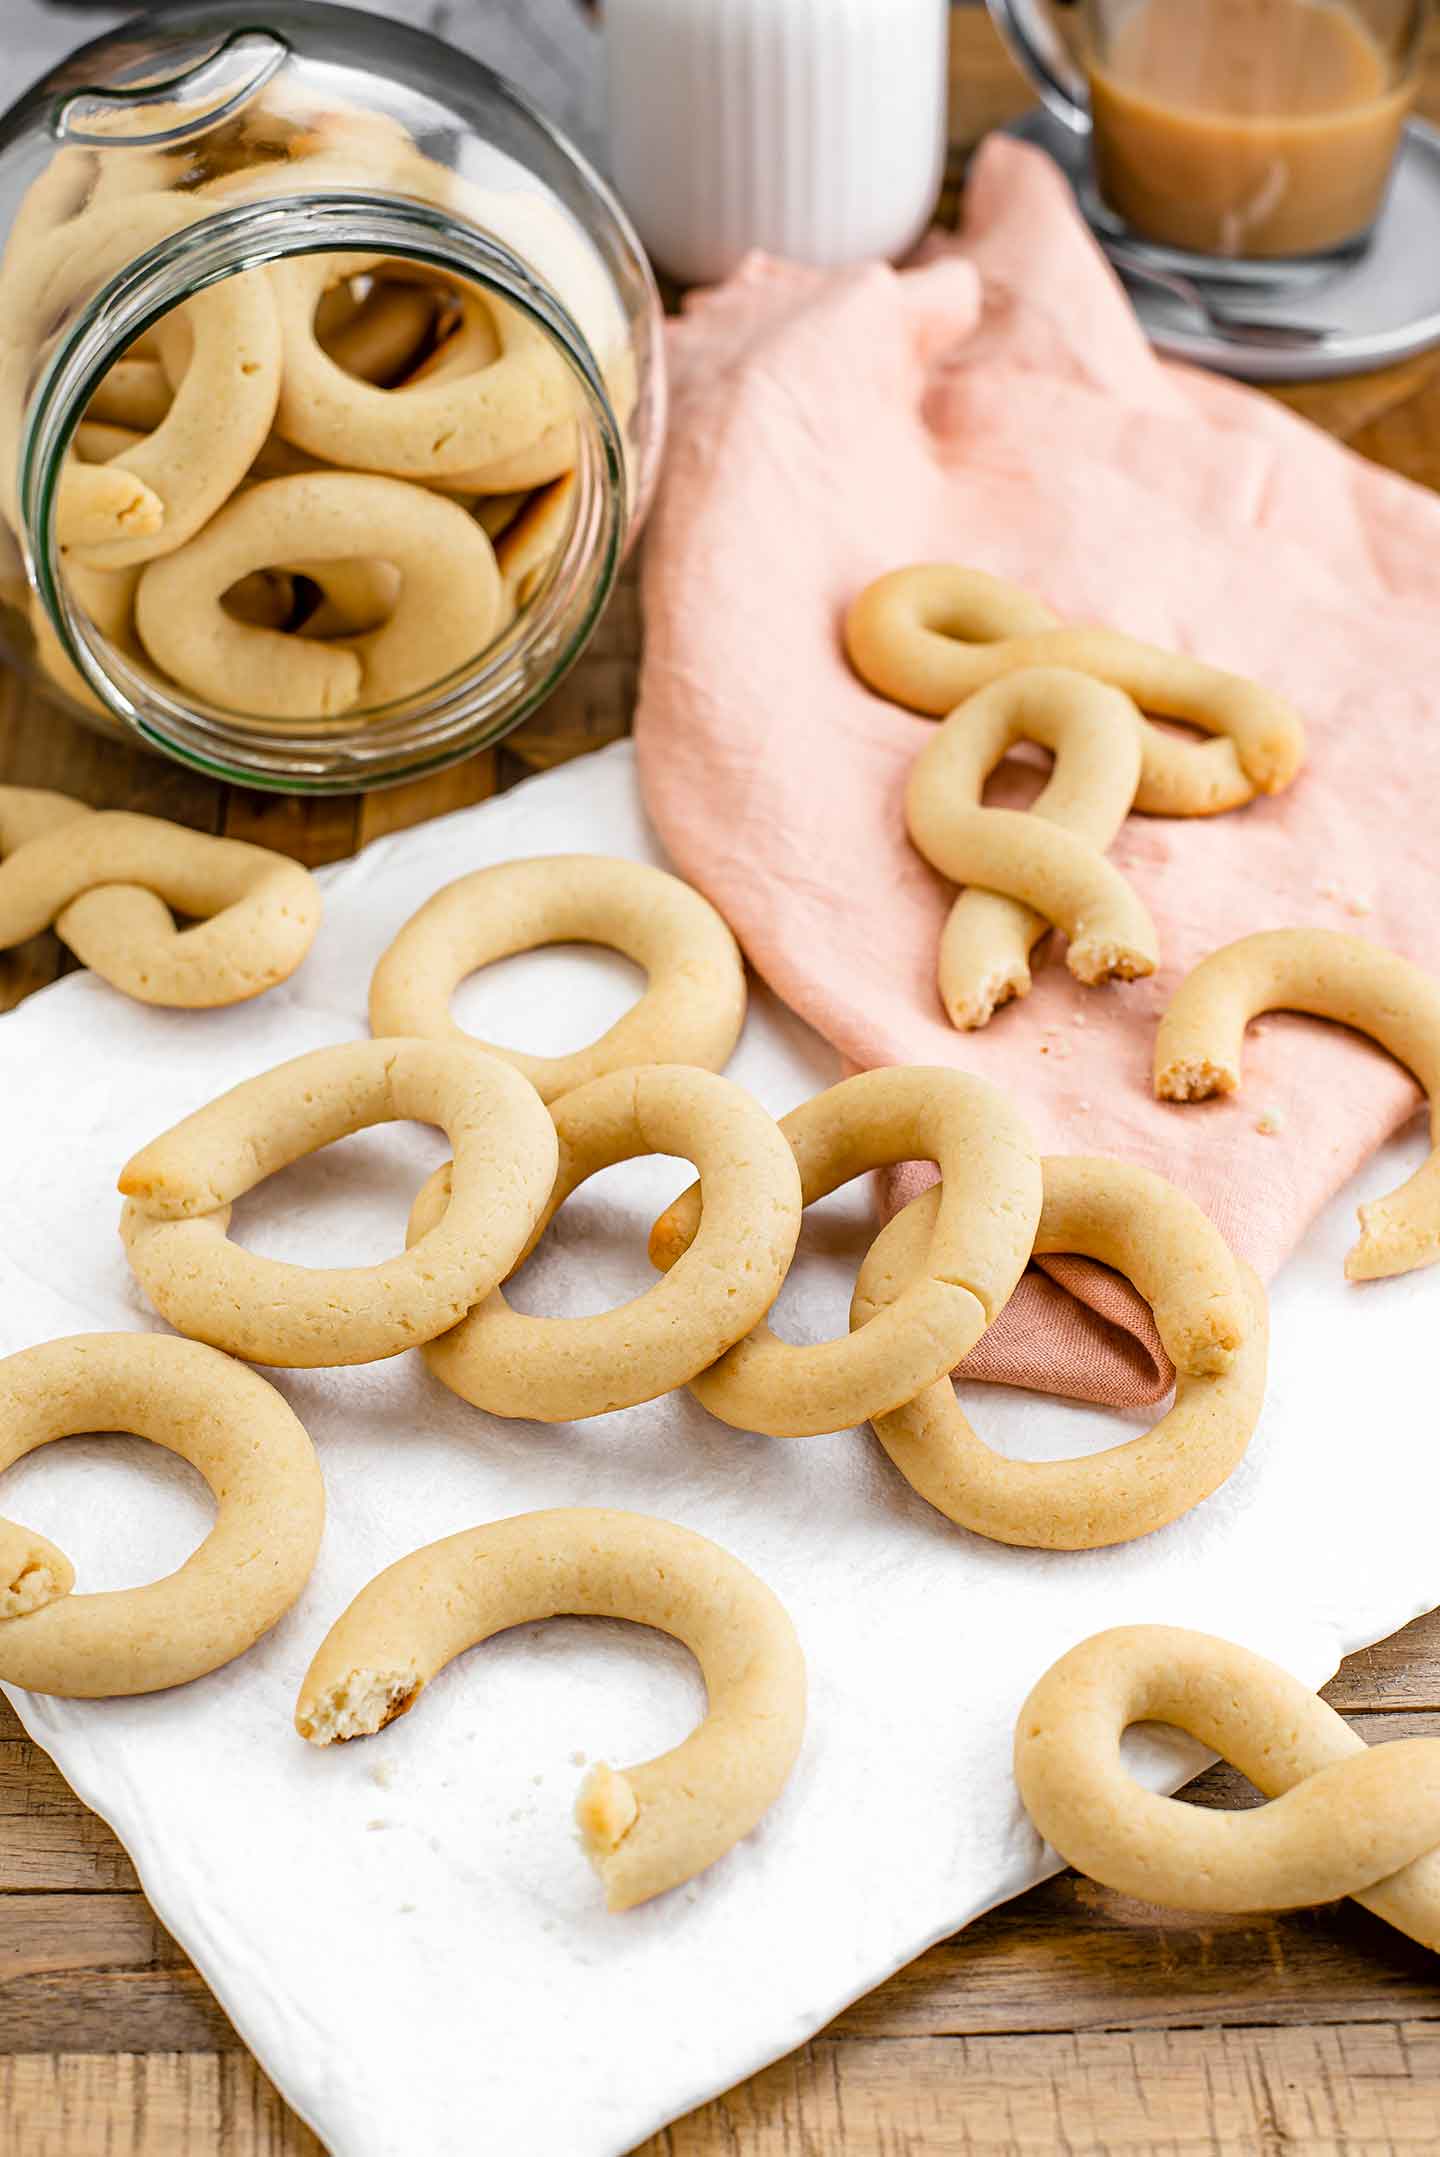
top-left (0, 0), bottom-right (664, 790)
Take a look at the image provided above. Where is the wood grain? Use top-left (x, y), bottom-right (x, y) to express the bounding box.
top-left (5, 10), bottom-right (1440, 2152)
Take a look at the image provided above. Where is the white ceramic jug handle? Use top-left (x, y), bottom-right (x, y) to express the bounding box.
top-left (986, 0), bottom-right (1091, 133)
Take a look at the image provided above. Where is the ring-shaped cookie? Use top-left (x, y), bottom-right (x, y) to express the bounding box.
top-left (224, 569), bottom-right (298, 631)
top-left (30, 556), bottom-right (144, 721)
top-left (905, 667), bottom-right (1152, 1025)
top-left (135, 472), bottom-right (503, 719)
top-left (295, 1507), bottom-right (806, 1911)
top-left (85, 355), bottom-right (172, 433)
top-left (369, 854), bottom-right (748, 1104)
top-left (0, 784), bottom-right (90, 855)
top-left (495, 473), bottom-right (576, 619)
top-left (845, 564), bottom-right (1306, 816)
top-left (407, 1064), bottom-right (803, 1420)
top-left (650, 1066), bottom-right (1043, 1437)
top-left (270, 252), bottom-right (576, 480)
top-left (399, 287), bottom-right (499, 388)
top-left (852, 1157), bottom-right (1263, 1549)
top-left (119, 1037), bottom-right (558, 1367)
top-left (1155, 926), bottom-right (1440, 1281)
top-left (36, 209), bottom-right (280, 571)
top-left (0, 781), bottom-right (174, 981)
top-left (1015, 1625), bottom-right (1440, 1946)
top-left (289, 557), bottom-right (401, 639)
top-left (73, 420), bottom-right (145, 467)
top-left (0, 807), bottom-right (321, 1007)
top-left (53, 463), bottom-right (164, 551)
top-left (322, 278), bottom-right (440, 386)
top-left (0, 1333), bottom-right (323, 1697)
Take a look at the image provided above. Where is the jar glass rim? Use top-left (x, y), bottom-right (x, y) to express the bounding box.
top-left (22, 191), bottom-right (629, 791)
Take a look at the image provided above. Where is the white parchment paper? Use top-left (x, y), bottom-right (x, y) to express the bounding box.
top-left (0, 742), bottom-right (1435, 2156)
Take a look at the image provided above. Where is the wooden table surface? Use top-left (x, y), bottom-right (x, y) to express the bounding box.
top-left (6, 12), bottom-right (1440, 2152)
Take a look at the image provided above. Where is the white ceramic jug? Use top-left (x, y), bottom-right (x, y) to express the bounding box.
top-left (603, 0), bottom-right (950, 283)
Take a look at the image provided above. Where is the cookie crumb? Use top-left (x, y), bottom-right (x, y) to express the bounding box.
top-left (1346, 896), bottom-right (1372, 917)
top-left (399, 1902), bottom-right (417, 1915)
top-left (369, 1760), bottom-right (396, 1790)
top-left (365, 1817), bottom-right (390, 1832)
top-left (1071, 1013), bottom-right (1086, 1028)
top-left (1315, 879), bottom-right (1338, 900)
top-left (570, 1749), bottom-right (587, 1767)
top-left (1076, 1100), bottom-right (1092, 1114)
top-left (1255, 1107), bottom-right (1285, 1136)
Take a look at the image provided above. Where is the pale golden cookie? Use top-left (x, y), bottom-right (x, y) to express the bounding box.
top-left (495, 472), bottom-right (575, 619)
top-left (291, 557), bottom-right (400, 639)
top-left (0, 804), bottom-right (321, 1007)
top-left (651, 1066), bottom-right (1042, 1437)
top-left (845, 564), bottom-right (1306, 816)
top-left (1155, 927), bottom-right (1440, 1280)
top-left (295, 1507), bottom-right (806, 1911)
top-left (0, 197), bottom-right (282, 570)
top-left (29, 555), bottom-right (144, 720)
top-left (854, 1159), bottom-right (1264, 1548)
top-left (135, 472), bottom-right (502, 719)
top-left (904, 667), bottom-right (1152, 1026)
top-left (369, 854), bottom-right (747, 1104)
top-left (0, 1333), bottom-right (322, 1697)
top-left (85, 356), bottom-right (172, 434)
top-left (321, 277), bottom-right (440, 387)
top-left (409, 1064), bottom-right (803, 1420)
top-left (270, 253), bottom-right (577, 482)
top-left (1015, 1625), bottom-right (1440, 1948)
top-left (120, 1038), bottom-right (559, 1367)
top-left (0, 781), bottom-right (169, 985)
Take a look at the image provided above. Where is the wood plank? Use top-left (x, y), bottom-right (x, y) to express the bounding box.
top-left (504, 564), bottom-right (640, 774)
top-left (1324, 1610), bottom-right (1440, 1711)
top-left (0, 1897), bottom-right (234, 2058)
top-left (1267, 356), bottom-right (1440, 445)
top-left (948, 8), bottom-right (1033, 154)
top-left (643, 2024), bottom-right (1440, 2155)
top-left (0, 2055), bottom-right (323, 2157)
top-left (218, 789), bottom-right (359, 872)
top-left (10, 2027), bottom-right (1440, 2157)
top-left (0, 1725), bottom-right (138, 1894)
top-left (0, 675), bottom-right (222, 833)
top-left (1346, 373), bottom-right (1440, 493)
top-left (354, 754), bottom-right (499, 849)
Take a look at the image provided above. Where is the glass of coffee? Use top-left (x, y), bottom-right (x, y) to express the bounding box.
top-left (988, 0), bottom-right (1428, 260)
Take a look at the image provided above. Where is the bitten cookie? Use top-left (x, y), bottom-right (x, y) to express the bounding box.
top-left (295, 1508), bottom-right (806, 1911)
top-left (904, 666), bottom-right (1153, 1026)
top-left (1155, 927), bottom-right (1440, 1281)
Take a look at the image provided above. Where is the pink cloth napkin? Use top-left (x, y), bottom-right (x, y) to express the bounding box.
top-left (634, 135), bottom-right (1440, 1409)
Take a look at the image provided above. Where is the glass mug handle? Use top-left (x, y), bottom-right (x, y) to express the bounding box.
top-left (986, 0), bottom-right (1092, 133)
